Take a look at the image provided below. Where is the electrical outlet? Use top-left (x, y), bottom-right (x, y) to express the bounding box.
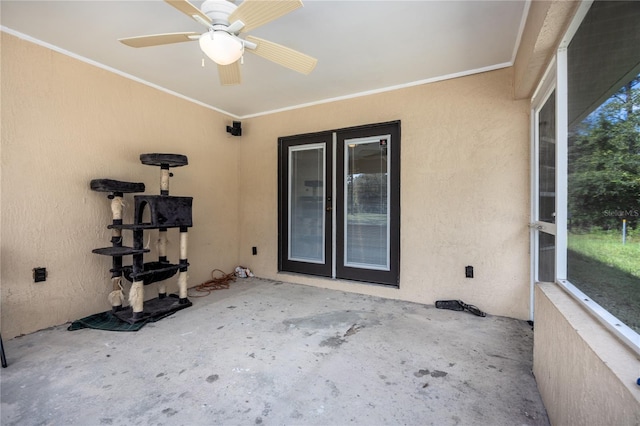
top-left (465, 266), bottom-right (474, 278)
top-left (33, 267), bottom-right (47, 282)
top-left (252, 247), bottom-right (257, 255)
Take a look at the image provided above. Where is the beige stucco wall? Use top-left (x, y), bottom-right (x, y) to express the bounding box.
top-left (534, 283), bottom-right (640, 425)
top-left (513, 0), bottom-right (579, 100)
top-left (1, 33), bottom-right (240, 339)
top-left (238, 68), bottom-right (532, 320)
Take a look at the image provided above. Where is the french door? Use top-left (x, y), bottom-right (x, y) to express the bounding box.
top-left (532, 89), bottom-right (557, 284)
top-left (278, 121), bottom-right (400, 286)
top-left (528, 79), bottom-right (558, 320)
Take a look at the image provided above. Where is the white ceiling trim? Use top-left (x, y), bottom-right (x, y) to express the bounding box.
top-left (241, 61), bottom-right (514, 119)
top-left (511, 0), bottom-right (532, 64)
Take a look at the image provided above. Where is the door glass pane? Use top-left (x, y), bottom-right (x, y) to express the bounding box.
top-left (344, 137), bottom-right (390, 270)
top-left (289, 144), bottom-right (325, 263)
top-left (535, 91), bottom-right (556, 283)
top-left (539, 91), bottom-right (556, 223)
top-left (538, 232), bottom-right (555, 282)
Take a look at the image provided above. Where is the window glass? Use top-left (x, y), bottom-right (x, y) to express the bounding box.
top-left (539, 232), bottom-right (555, 283)
top-left (289, 145), bottom-right (325, 263)
top-left (566, 1), bottom-right (640, 333)
top-left (344, 138), bottom-right (390, 270)
top-left (539, 91), bottom-right (556, 225)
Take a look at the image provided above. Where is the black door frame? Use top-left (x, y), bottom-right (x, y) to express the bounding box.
top-left (335, 121), bottom-right (401, 286)
top-left (278, 121), bottom-right (400, 287)
top-left (278, 131), bottom-right (334, 277)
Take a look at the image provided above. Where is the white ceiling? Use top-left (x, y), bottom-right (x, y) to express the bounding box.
top-left (1, 0), bottom-right (529, 118)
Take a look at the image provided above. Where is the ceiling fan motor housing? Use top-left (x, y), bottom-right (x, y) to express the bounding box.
top-left (201, 0), bottom-right (237, 26)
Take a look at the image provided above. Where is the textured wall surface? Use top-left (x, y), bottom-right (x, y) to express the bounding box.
top-left (534, 284), bottom-right (640, 425)
top-left (237, 68), bottom-right (532, 320)
top-left (1, 33), bottom-right (530, 339)
top-left (1, 33), bottom-right (240, 339)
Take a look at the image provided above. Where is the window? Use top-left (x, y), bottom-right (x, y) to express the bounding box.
top-left (566, 0), bottom-right (640, 335)
top-left (278, 121), bottom-right (400, 286)
top-left (532, 0), bottom-right (640, 352)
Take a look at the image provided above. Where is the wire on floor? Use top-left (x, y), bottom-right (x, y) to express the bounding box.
top-left (188, 269), bottom-right (236, 297)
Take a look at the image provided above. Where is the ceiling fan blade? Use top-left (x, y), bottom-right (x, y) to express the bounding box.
top-left (119, 32), bottom-right (200, 48)
top-left (165, 0), bottom-right (212, 26)
top-left (229, 0), bottom-right (302, 33)
top-left (218, 61), bottom-right (241, 86)
top-left (245, 35), bottom-right (317, 75)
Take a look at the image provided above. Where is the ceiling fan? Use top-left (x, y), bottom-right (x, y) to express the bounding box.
top-left (118, 0), bottom-right (317, 86)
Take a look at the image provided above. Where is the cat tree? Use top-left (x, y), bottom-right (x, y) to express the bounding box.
top-left (90, 153), bottom-right (193, 324)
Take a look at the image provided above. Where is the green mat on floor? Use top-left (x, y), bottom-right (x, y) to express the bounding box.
top-left (68, 310), bottom-right (148, 332)
top-left (68, 294), bottom-right (191, 332)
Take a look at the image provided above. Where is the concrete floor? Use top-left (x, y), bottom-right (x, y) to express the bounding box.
top-left (1, 278), bottom-right (549, 426)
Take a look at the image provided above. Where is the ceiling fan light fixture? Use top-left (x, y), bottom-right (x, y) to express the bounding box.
top-left (199, 31), bottom-right (243, 66)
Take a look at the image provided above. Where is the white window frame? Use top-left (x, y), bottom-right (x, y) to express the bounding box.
top-left (531, 0), bottom-right (640, 355)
